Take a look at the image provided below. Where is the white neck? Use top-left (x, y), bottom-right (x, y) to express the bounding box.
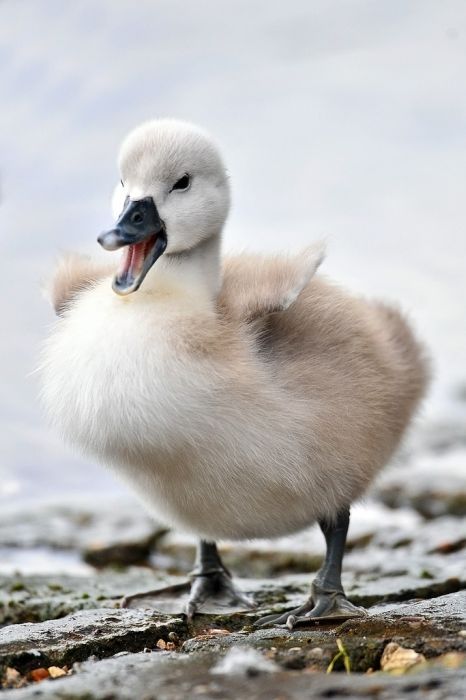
top-left (140, 233), bottom-right (222, 304)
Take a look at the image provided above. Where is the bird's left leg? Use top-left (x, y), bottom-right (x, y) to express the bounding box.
top-left (257, 508), bottom-right (367, 629)
top-left (121, 540), bottom-right (255, 619)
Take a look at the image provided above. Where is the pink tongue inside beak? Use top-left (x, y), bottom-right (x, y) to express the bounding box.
top-left (118, 240), bottom-right (150, 280)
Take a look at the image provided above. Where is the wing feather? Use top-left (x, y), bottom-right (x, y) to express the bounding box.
top-left (218, 242), bottom-right (325, 322)
top-left (45, 253), bottom-right (114, 316)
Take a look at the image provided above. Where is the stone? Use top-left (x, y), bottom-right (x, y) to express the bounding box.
top-left (380, 642), bottom-right (426, 673)
top-left (1, 649), bottom-right (465, 700)
top-left (210, 646), bottom-right (279, 675)
top-left (0, 569), bottom-right (181, 625)
top-left (0, 608), bottom-right (185, 676)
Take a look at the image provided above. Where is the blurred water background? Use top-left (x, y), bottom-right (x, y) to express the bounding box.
top-left (1, 0), bottom-right (465, 505)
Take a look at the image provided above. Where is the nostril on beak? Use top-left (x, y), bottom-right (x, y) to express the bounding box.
top-left (131, 211), bottom-right (144, 225)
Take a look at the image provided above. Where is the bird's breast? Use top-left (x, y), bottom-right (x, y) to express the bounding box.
top-left (40, 282), bottom-right (215, 462)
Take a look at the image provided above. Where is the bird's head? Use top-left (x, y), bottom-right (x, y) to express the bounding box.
top-left (98, 119), bottom-right (230, 295)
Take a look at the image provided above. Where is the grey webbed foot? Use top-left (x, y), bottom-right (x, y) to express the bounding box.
top-left (256, 581), bottom-right (367, 629)
top-left (186, 568), bottom-right (255, 620)
top-left (121, 540), bottom-right (255, 619)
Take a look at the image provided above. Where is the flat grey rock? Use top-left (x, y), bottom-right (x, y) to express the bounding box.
top-left (1, 649), bottom-right (465, 700)
top-left (0, 608), bottom-right (184, 675)
top-left (0, 570), bottom-right (181, 625)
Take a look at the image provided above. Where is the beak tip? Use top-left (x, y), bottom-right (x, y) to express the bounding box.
top-left (98, 230), bottom-right (121, 251)
top-left (112, 275), bottom-right (139, 296)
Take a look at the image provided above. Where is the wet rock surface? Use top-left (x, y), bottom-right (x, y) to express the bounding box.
top-left (0, 570), bottom-right (182, 626)
top-left (1, 650), bottom-right (465, 700)
top-left (1, 422), bottom-right (465, 697)
top-left (0, 608), bottom-right (184, 675)
top-left (0, 499), bottom-right (166, 569)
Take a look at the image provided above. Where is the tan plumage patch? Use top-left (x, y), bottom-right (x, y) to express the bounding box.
top-left (45, 253), bottom-right (114, 316)
top-left (218, 243), bottom-right (325, 322)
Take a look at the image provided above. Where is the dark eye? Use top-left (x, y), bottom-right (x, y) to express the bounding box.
top-left (120, 179), bottom-right (124, 187)
top-left (171, 174), bottom-right (190, 191)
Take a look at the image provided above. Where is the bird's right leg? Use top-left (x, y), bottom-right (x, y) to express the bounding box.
top-left (185, 540), bottom-right (255, 619)
top-left (122, 540), bottom-right (255, 620)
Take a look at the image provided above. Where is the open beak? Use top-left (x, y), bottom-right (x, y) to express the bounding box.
top-left (98, 197), bottom-right (167, 295)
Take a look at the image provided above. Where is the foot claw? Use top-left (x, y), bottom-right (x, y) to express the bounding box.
top-left (233, 590), bottom-right (256, 610)
top-left (186, 601), bottom-right (197, 621)
top-left (255, 611), bottom-right (293, 628)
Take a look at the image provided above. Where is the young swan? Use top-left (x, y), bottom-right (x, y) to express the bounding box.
top-left (41, 119), bottom-right (429, 628)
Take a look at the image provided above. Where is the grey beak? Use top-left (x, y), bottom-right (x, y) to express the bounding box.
top-left (97, 196), bottom-right (167, 295)
top-left (98, 197), bottom-right (164, 250)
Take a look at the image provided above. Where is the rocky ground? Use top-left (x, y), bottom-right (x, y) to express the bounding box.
top-left (0, 420), bottom-right (465, 699)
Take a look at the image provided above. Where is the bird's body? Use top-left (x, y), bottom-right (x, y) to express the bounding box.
top-left (40, 119), bottom-right (429, 625)
top-left (42, 242), bottom-right (426, 540)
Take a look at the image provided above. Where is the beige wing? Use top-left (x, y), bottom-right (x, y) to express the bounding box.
top-left (45, 253), bottom-right (114, 316)
top-left (218, 242), bottom-right (325, 322)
